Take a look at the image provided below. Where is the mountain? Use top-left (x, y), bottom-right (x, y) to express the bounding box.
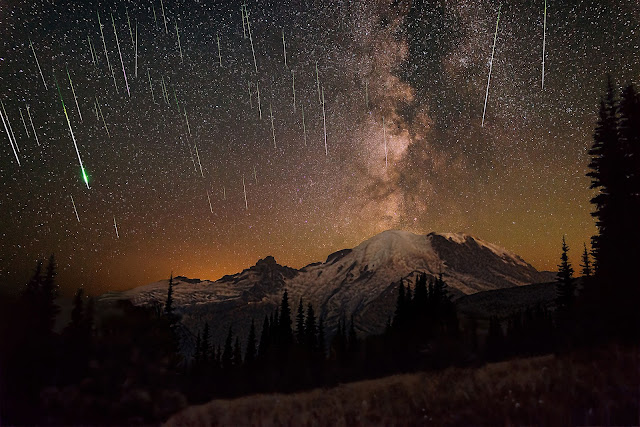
top-left (99, 230), bottom-right (554, 346)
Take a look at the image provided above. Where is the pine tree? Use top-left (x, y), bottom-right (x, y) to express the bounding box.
top-left (580, 243), bottom-right (592, 278)
top-left (258, 315), bottom-right (270, 358)
top-left (278, 290), bottom-right (293, 347)
top-left (222, 326), bottom-right (234, 369)
top-left (296, 298), bottom-right (305, 344)
top-left (165, 273), bottom-right (174, 319)
top-left (556, 236), bottom-right (575, 311)
top-left (393, 280), bottom-right (406, 328)
top-left (413, 273), bottom-right (428, 312)
top-left (317, 316), bottom-right (326, 357)
top-left (348, 314), bottom-right (358, 353)
top-left (233, 336), bottom-right (242, 366)
top-left (194, 332), bottom-right (202, 365)
top-left (39, 255), bottom-right (59, 336)
top-left (202, 322), bottom-right (210, 361)
top-left (304, 303), bottom-right (317, 353)
top-left (70, 288), bottom-right (84, 331)
top-left (245, 319), bottom-right (257, 364)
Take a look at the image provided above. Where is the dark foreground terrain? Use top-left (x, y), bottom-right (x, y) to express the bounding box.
top-left (166, 344), bottom-right (639, 427)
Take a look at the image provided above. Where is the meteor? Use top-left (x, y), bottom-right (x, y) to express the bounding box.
top-left (301, 104), bottom-right (307, 146)
top-left (70, 195), bottom-right (80, 222)
top-left (111, 13), bottom-right (131, 97)
top-left (95, 96), bottom-right (110, 137)
top-left (542, 0), bottom-right (547, 89)
top-left (242, 176), bottom-right (248, 210)
top-left (55, 76), bottom-right (90, 189)
top-left (19, 107), bottom-right (29, 137)
top-left (321, 87), bottom-right (327, 155)
top-left (184, 107), bottom-right (191, 136)
top-left (148, 69), bottom-right (156, 103)
top-left (194, 141), bottom-right (204, 178)
top-left (126, 8), bottom-right (134, 46)
top-left (241, 5), bottom-right (247, 39)
top-left (29, 39), bottom-right (47, 89)
top-left (97, 11), bottom-right (118, 93)
top-left (113, 216), bottom-right (120, 239)
top-left (175, 22), bottom-right (183, 63)
top-left (1, 104), bottom-right (20, 166)
top-left (67, 66), bottom-right (83, 122)
top-left (269, 103), bottom-right (276, 149)
top-left (248, 82), bottom-right (253, 108)
top-left (135, 21), bottom-right (138, 78)
top-left (253, 165), bottom-right (257, 184)
top-left (207, 190), bottom-right (213, 213)
top-left (160, 0), bottom-right (168, 34)
top-left (87, 36), bottom-right (97, 66)
top-left (256, 81), bottom-right (262, 119)
top-left (246, 9), bottom-right (258, 73)
top-left (217, 33), bottom-right (222, 67)
top-left (1, 101), bottom-right (18, 152)
top-left (482, 4), bottom-right (501, 127)
top-left (282, 29), bottom-right (287, 68)
top-left (365, 81), bottom-right (369, 110)
top-left (26, 104), bottom-right (39, 146)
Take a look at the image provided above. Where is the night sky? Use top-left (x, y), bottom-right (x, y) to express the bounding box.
top-left (1, 0), bottom-right (638, 295)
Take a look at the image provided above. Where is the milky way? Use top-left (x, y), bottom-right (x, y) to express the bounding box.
top-left (0, 0), bottom-right (638, 294)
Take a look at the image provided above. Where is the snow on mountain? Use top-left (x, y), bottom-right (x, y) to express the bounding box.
top-left (99, 230), bottom-right (553, 344)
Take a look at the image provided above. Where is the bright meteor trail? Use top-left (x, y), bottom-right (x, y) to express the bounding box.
top-left (55, 76), bottom-right (90, 189)
top-left (29, 39), bottom-right (47, 90)
top-left (542, 0), bottom-right (547, 89)
top-left (111, 14), bottom-right (131, 97)
top-left (482, 4), bottom-right (501, 128)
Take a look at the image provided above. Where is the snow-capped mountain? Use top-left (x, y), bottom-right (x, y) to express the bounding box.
top-left (100, 230), bottom-right (553, 343)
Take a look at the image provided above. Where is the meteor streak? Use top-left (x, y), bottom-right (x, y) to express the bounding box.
top-left (148, 69), bottom-right (156, 103)
top-left (126, 8), bottom-right (134, 46)
top-left (282, 29), bottom-right (287, 68)
top-left (246, 9), bottom-right (258, 73)
top-left (67, 67), bottom-right (83, 122)
top-left (95, 97), bottom-right (110, 137)
top-left (26, 105), bottom-right (39, 146)
top-left (97, 11), bottom-right (119, 94)
top-left (207, 190), bottom-right (213, 213)
top-left (184, 107), bottom-right (191, 136)
top-left (482, 4), bottom-right (501, 127)
top-left (19, 108), bottom-right (29, 137)
top-left (29, 39), bottom-right (47, 90)
top-left (217, 33), bottom-right (222, 67)
top-left (113, 216), bottom-right (119, 238)
top-left (269, 103), bottom-right (276, 149)
top-left (256, 82), bottom-right (262, 119)
top-left (194, 141), bottom-right (204, 178)
top-left (321, 87), bottom-right (327, 155)
top-left (55, 76), bottom-right (90, 189)
top-left (542, 0), bottom-right (547, 89)
top-left (175, 22), bottom-right (183, 63)
top-left (291, 71), bottom-right (296, 113)
top-left (1, 101), bottom-right (18, 152)
top-left (1, 104), bottom-right (20, 166)
top-left (87, 36), bottom-right (97, 66)
top-left (160, 0), bottom-right (168, 34)
top-left (111, 14), bottom-right (131, 97)
top-left (242, 176), bottom-right (248, 210)
top-left (70, 195), bottom-right (80, 222)
top-left (315, 61), bottom-right (321, 102)
top-left (301, 104), bottom-right (307, 146)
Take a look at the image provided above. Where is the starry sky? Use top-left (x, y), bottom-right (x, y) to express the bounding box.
top-left (0, 0), bottom-right (638, 295)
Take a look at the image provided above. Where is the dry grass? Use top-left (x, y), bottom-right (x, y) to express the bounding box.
top-left (166, 345), bottom-right (639, 426)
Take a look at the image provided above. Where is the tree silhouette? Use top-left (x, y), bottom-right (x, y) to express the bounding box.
top-left (556, 236), bottom-right (575, 312)
top-left (296, 297), bottom-right (305, 344)
top-left (245, 319), bottom-right (256, 365)
top-left (580, 243), bottom-right (592, 278)
top-left (165, 273), bottom-right (174, 319)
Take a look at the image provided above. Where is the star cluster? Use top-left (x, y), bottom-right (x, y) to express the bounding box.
top-left (0, 0), bottom-right (638, 294)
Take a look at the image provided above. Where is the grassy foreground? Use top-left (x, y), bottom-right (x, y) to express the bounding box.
top-left (166, 344), bottom-right (638, 426)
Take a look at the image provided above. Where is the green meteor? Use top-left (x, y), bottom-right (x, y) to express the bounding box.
top-left (55, 75), bottom-right (90, 189)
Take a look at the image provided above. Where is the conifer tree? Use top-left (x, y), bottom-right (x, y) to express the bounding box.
top-left (556, 236), bottom-right (575, 311)
top-left (40, 254), bottom-right (59, 335)
top-left (165, 273), bottom-right (174, 319)
top-left (296, 298), bottom-right (305, 344)
top-left (258, 315), bottom-right (270, 358)
top-left (304, 303), bottom-right (317, 352)
top-left (233, 336), bottom-right (242, 366)
top-left (278, 290), bottom-right (293, 347)
top-left (194, 332), bottom-right (202, 365)
top-left (393, 280), bottom-right (406, 328)
top-left (222, 326), bottom-right (234, 369)
top-left (245, 319), bottom-right (256, 365)
top-left (202, 322), bottom-right (210, 361)
top-left (69, 288), bottom-right (84, 332)
top-left (580, 243), bottom-right (592, 278)
top-left (317, 315), bottom-right (326, 357)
